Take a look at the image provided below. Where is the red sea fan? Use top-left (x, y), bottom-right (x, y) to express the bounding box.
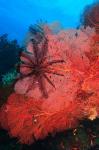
top-left (3, 93), bottom-right (44, 144)
top-left (0, 105), bottom-right (9, 129)
top-left (15, 26), bottom-right (94, 100)
top-left (15, 29), bottom-right (68, 100)
top-left (79, 55), bottom-right (99, 120)
top-left (0, 25), bottom-right (98, 144)
top-left (1, 93), bottom-right (84, 144)
top-left (57, 27), bottom-right (94, 72)
top-left (82, 57), bottom-right (99, 92)
top-left (85, 33), bottom-right (99, 62)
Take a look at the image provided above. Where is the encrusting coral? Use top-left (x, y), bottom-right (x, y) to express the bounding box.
top-left (0, 23), bottom-right (99, 144)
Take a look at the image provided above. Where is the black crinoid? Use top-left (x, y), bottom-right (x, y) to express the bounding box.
top-left (18, 23), bottom-right (65, 99)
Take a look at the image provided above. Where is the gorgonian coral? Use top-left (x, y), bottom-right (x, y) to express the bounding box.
top-left (0, 93), bottom-right (82, 144)
top-left (0, 24), bottom-right (99, 144)
top-left (15, 24), bottom-right (69, 99)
